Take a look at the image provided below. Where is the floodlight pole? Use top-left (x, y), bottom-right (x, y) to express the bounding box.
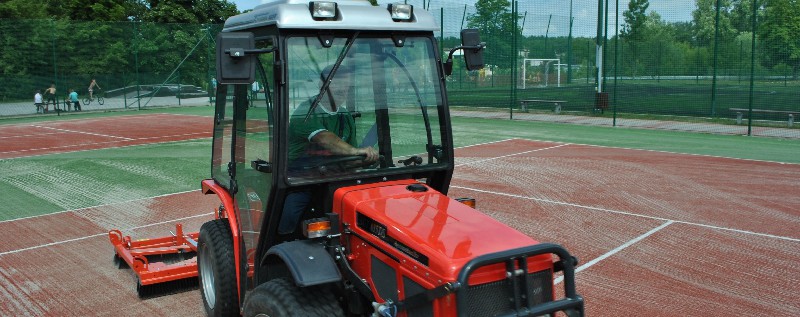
top-left (603, 0), bottom-right (609, 92)
top-left (596, 0), bottom-right (604, 93)
top-left (747, 0), bottom-right (758, 136)
top-left (567, 0), bottom-right (573, 84)
top-left (711, 0), bottom-right (721, 116)
top-left (613, 0), bottom-right (619, 126)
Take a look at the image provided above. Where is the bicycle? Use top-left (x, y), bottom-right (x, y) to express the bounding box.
top-left (83, 89), bottom-right (104, 106)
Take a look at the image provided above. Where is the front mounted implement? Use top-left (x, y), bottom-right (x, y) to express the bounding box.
top-left (108, 223), bottom-right (200, 298)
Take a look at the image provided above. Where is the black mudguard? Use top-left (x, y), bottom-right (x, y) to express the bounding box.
top-left (265, 240), bottom-right (341, 287)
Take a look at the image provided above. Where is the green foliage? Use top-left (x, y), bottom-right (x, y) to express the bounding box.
top-left (0, 0), bottom-right (49, 19)
top-left (730, 0), bottom-right (757, 32)
top-left (0, 0), bottom-right (237, 101)
top-left (621, 0), bottom-right (650, 44)
top-left (620, 0), bottom-right (649, 76)
top-left (143, 0), bottom-right (237, 23)
top-left (466, 0), bottom-right (520, 69)
top-left (693, 0), bottom-right (737, 46)
top-left (759, 0), bottom-right (800, 78)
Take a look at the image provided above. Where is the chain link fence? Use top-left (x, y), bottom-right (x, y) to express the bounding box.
top-left (0, 19), bottom-right (220, 115)
top-left (2, 0), bottom-right (798, 138)
top-left (423, 0), bottom-right (798, 138)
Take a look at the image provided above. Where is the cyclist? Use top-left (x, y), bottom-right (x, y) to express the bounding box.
top-left (88, 79), bottom-right (101, 100)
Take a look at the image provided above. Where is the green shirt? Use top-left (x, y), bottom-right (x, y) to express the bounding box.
top-left (288, 98), bottom-right (357, 162)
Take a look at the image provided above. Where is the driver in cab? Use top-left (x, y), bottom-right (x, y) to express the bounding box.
top-left (280, 64), bottom-right (378, 235)
top-left (287, 64), bottom-right (379, 172)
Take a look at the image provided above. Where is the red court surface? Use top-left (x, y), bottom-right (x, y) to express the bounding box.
top-left (0, 114), bottom-right (212, 159)
top-left (1, 130), bottom-right (798, 315)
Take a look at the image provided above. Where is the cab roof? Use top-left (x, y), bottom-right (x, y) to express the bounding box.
top-left (222, 0), bottom-right (439, 32)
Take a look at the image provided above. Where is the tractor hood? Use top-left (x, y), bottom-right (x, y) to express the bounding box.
top-left (334, 180), bottom-right (544, 279)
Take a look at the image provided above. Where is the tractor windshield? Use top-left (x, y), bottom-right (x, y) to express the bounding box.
top-left (284, 35), bottom-right (446, 183)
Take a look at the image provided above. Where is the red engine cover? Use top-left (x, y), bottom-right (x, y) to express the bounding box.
top-left (334, 180), bottom-right (552, 283)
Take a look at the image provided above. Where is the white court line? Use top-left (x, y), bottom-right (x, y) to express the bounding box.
top-left (0, 131), bottom-right (63, 140)
top-left (31, 125), bottom-right (135, 140)
top-left (0, 112), bottom-right (211, 155)
top-left (0, 212), bottom-right (212, 257)
top-left (0, 134), bottom-right (211, 158)
top-left (453, 185), bottom-right (800, 243)
top-left (455, 143), bottom-right (570, 167)
top-left (0, 189), bottom-right (199, 224)
top-left (453, 138), bottom-right (518, 150)
top-left (134, 131), bottom-right (209, 141)
top-left (554, 221), bottom-right (675, 285)
top-left (520, 137), bottom-right (800, 166)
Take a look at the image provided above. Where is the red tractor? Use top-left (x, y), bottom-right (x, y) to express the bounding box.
top-left (110, 1), bottom-right (583, 316)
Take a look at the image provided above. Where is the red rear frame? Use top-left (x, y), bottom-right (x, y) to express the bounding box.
top-left (108, 223), bottom-right (199, 286)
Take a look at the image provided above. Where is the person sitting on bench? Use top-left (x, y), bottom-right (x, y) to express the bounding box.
top-left (34, 90), bottom-right (44, 113)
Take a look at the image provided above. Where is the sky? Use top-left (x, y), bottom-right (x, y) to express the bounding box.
top-left (228, 0), bottom-right (696, 37)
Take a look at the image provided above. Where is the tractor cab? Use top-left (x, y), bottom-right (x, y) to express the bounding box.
top-left (209, 0), bottom-right (471, 285)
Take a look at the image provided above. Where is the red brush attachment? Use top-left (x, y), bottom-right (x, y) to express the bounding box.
top-left (108, 223), bottom-right (200, 298)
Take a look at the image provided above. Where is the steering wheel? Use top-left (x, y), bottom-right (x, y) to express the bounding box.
top-left (303, 154), bottom-right (383, 174)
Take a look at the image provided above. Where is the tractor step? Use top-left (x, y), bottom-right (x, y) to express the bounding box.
top-left (108, 223), bottom-right (201, 298)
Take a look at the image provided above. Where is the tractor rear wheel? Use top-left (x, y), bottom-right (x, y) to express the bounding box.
top-left (242, 277), bottom-right (344, 317)
top-left (198, 219), bottom-right (239, 317)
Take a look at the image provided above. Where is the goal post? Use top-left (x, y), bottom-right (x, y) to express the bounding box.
top-left (521, 58), bottom-right (561, 89)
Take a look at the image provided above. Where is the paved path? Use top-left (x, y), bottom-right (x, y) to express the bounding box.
top-left (1, 96), bottom-right (211, 116)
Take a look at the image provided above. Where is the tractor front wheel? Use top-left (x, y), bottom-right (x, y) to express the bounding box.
top-left (243, 277), bottom-right (344, 317)
top-left (198, 219), bottom-right (239, 317)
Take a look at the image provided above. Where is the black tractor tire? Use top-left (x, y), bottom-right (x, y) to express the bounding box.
top-left (198, 219), bottom-right (239, 317)
top-left (243, 277), bottom-right (344, 317)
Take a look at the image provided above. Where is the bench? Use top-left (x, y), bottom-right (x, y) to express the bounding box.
top-left (519, 99), bottom-right (567, 114)
top-left (729, 108), bottom-right (799, 127)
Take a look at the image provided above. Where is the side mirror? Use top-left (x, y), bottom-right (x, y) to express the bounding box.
top-left (443, 29), bottom-right (486, 76)
top-left (216, 32), bottom-right (256, 84)
top-left (460, 29), bottom-right (484, 71)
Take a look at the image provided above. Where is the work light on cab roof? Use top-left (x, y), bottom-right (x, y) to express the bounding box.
top-left (388, 3), bottom-right (413, 21)
top-left (309, 1), bottom-right (337, 19)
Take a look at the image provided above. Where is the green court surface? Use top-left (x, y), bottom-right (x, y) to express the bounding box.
top-left (450, 117), bottom-right (800, 164)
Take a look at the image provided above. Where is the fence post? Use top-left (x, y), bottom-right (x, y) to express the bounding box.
top-left (746, 0), bottom-right (758, 136)
top-left (134, 21), bottom-right (142, 111)
top-left (710, 0), bottom-right (721, 117)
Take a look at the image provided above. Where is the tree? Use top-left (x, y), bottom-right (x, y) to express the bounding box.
top-left (466, 0), bottom-right (520, 69)
top-left (0, 0), bottom-right (49, 19)
top-left (759, 0), bottom-right (800, 78)
top-left (620, 0), bottom-right (649, 77)
top-left (142, 0), bottom-right (238, 23)
top-left (621, 0), bottom-right (649, 44)
top-left (729, 0), bottom-right (756, 32)
top-left (0, 0), bottom-right (242, 100)
top-left (692, 0), bottom-right (737, 47)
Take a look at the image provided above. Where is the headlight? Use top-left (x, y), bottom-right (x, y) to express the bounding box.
top-left (388, 3), bottom-right (413, 21)
top-left (310, 1), bottom-right (337, 19)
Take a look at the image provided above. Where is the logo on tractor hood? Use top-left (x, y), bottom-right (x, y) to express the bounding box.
top-left (357, 213), bottom-right (429, 266)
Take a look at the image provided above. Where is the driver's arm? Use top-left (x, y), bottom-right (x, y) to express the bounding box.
top-left (311, 131), bottom-right (378, 162)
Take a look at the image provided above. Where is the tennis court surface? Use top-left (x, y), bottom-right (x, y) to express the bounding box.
top-left (0, 114), bottom-right (798, 316)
